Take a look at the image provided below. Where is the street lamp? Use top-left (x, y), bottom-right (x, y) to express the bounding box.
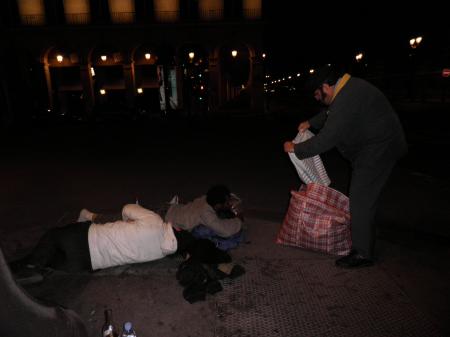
top-left (409, 36), bottom-right (423, 49)
top-left (231, 50), bottom-right (238, 58)
top-left (355, 53), bottom-right (364, 62)
top-left (145, 53), bottom-right (151, 60)
top-left (56, 55), bottom-right (63, 63)
top-left (188, 52), bottom-right (195, 60)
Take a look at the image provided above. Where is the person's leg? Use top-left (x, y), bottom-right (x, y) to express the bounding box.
top-left (52, 221), bottom-right (92, 272)
top-left (348, 163), bottom-right (395, 259)
top-left (23, 228), bottom-right (62, 269)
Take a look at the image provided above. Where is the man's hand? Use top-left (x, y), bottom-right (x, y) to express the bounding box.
top-left (298, 121), bottom-right (311, 133)
top-left (284, 141), bottom-right (295, 153)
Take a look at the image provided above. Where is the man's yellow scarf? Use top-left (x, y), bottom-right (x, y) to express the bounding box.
top-left (331, 73), bottom-right (351, 103)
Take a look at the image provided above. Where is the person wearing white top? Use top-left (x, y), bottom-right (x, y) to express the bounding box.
top-left (12, 204), bottom-right (177, 273)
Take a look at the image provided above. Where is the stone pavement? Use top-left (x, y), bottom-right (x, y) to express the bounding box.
top-left (9, 217), bottom-right (446, 337)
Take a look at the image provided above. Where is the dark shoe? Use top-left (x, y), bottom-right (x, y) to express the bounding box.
top-left (229, 264), bottom-right (246, 279)
top-left (214, 264), bottom-right (246, 280)
top-left (335, 250), bottom-right (374, 269)
top-left (183, 283), bottom-right (207, 303)
top-left (205, 279), bottom-right (223, 295)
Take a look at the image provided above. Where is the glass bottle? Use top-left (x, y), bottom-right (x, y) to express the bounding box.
top-left (102, 309), bottom-right (118, 337)
top-left (121, 321), bottom-right (137, 337)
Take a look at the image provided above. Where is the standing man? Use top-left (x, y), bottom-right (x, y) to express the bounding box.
top-left (283, 66), bottom-right (407, 268)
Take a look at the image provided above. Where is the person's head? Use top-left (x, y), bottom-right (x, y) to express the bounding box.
top-left (206, 184), bottom-right (232, 211)
top-left (307, 66), bottom-right (343, 106)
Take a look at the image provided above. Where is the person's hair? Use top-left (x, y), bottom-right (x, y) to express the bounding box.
top-left (206, 184), bottom-right (231, 207)
top-left (306, 65), bottom-right (344, 92)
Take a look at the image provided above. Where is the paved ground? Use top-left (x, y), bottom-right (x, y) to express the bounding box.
top-left (1, 102), bottom-right (450, 336)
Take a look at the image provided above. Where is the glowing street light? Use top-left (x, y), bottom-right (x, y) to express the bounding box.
top-left (145, 53), bottom-right (151, 60)
top-left (101, 55), bottom-right (107, 61)
top-left (409, 36), bottom-right (423, 49)
top-left (231, 50), bottom-right (238, 58)
top-left (56, 55), bottom-right (63, 63)
top-left (262, 53), bottom-right (266, 59)
top-left (188, 52), bottom-right (195, 60)
top-left (137, 88), bottom-right (143, 94)
top-left (100, 89), bottom-right (106, 95)
top-left (355, 53), bottom-right (364, 62)
top-left (309, 69), bottom-right (315, 74)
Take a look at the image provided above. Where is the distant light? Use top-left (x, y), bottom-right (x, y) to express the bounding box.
top-left (56, 55), bottom-right (63, 63)
top-left (198, 74), bottom-right (202, 78)
top-left (188, 52), bottom-right (195, 60)
top-left (309, 69), bottom-right (315, 74)
top-left (327, 64), bottom-right (331, 66)
top-left (101, 55), bottom-right (107, 61)
top-left (442, 68), bottom-right (450, 78)
top-left (90, 67), bottom-right (95, 77)
top-left (137, 88), bottom-right (143, 94)
top-left (145, 53), bottom-right (151, 60)
top-left (296, 73), bottom-right (301, 77)
top-left (47, 109), bottom-right (51, 112)
top-left (355, 53), bottom-right (364, 62)
top-left (100, 89), bottom-right (106, 95)
top-left (200, 85), bottom-right (204, 90)
top-left (410, 36), bottom-right (423, 49)
top-left (282, 78), bottom-right (285, 81)
top-left (262, 53), bottom-right (266, 59)
top-left (231, 50), bottom-right (238, 58)
top-left (241, 84), bottom-right (245, 89)
top-left (288, 76), bottom-right (292, 79)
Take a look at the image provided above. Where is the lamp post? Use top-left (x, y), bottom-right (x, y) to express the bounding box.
top-left (408, 36), bottom-right (423, 101)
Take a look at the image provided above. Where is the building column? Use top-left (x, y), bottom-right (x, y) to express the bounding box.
top-left (247, 55), bottom-right (264, 112)
top-left (208, 55), bottom-right (222, 111)
top-left (43, 63), bottom-right (54, 110)
top-left (80, 64), bottom-right (95, 117)
top-left (123, 62), bottom-right (136, 111)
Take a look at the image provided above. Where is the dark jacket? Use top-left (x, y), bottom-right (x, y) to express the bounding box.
top-left (294, 77), bottom-right (408, 168)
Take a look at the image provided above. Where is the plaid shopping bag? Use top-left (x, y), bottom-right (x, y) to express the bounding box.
top-left (276, 183), bottom-right (351, 256)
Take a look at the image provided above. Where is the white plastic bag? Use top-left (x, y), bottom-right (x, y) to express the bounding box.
top-left (288, 130), bottom-right (331, 186)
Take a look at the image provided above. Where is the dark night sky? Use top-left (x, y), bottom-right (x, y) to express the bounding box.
top-left (263, 2), bottom-right (449, 75)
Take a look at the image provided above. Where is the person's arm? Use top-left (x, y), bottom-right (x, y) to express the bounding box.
top-left (308, 109), bottom-right (328, 130)
top-left (200, 208), bottom-right (242, 238)
top-left (122, 204), bottom-right (162, 223)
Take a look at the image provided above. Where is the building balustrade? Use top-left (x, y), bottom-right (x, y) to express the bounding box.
top-left (65, 13), bottom-right (90, 25)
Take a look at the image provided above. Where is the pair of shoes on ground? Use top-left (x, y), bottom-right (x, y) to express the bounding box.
top-left (335, 249), bottom-right (374, 269)
top-left (215, 264), bottom-right (246, 280)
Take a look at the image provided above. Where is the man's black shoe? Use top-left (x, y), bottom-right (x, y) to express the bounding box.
top-left (335, 250), bottom-right (374, 269)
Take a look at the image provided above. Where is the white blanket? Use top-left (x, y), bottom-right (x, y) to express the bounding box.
top-left (288, 130), bottom-right (331, 186)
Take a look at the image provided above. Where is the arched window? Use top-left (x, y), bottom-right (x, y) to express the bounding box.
top-left (108, 0), bottom-right (135, 23)
top-left (63, 0), bottom-right (90, 24)
top-left (199, 0), bottom-right (223, 20)
top-left (17, 0), bottom-right (46, 25)
top-left (243, 0), bottom-right (261, 19)
top-left (153, 0), bottom-right (180, 22)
